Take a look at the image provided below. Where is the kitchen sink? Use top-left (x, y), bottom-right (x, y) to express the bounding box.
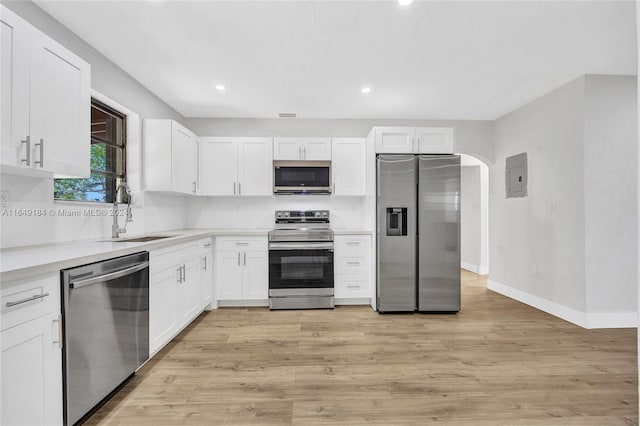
top-left (111, 236), bottom-right (174, 243)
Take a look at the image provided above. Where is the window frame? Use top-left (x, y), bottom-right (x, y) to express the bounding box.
top-left (54, 98), bottom-right (127, 204)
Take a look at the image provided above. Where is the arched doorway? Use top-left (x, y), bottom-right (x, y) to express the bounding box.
top-left (459, 154), bottom-right (489, 275)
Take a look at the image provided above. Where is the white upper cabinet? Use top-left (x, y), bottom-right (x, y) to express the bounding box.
top-left (272, 137), bottom-right (302, 160)
top-left (414, 127), bottom-right (455, 154)
top-left (1, 6), bottom-right (90, 177)
top-left (201, 137), bottom-right (272, 196)
top-left (374, 127), bottom-right (415, 153)
top-left (144, 119), bottom-right (199, 195)
top-left (273, 137), bottom-right (331, 160)
top-left (373, 126), bottom-right (454, 154)
top-left (200, 137), bottom-right (237, 196)
top-left (332, 138), bottom-right (366, 196)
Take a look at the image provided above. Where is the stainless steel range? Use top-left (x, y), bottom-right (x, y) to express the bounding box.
top-left (268, 210), bottom-right (334, 310)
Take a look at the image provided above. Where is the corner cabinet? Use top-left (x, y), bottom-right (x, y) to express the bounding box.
top-left (331, 138), bottom-right (366, 196)
top-left (1, 5), bottom-right (90, 178)
top-left (273, 137), bottom-right (331, 160)
top-left (215, 236), bottom-right (268, 304)
top-left (149, 238), bottom-right (211, 355)
top-left (1, 272), bottom-right (63, 426)
top-left (373, 127), bottom-right (454, 154)
top-left (144, 119), bottom-right (199, 195)
top-left (200, 137), bottom-right (272, 196)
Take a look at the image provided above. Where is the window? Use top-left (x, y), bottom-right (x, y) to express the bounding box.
top-left (54, 99), bottom-right (126, 203)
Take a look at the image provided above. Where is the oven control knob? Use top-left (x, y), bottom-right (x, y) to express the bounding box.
top-left (276, 212), bottom-right (282, 217)
top-left (315, 212), bottom-right (320, 217)
top-left (322, 212), bottom-right (328, 217)
top-left (284, 212), bottom-right (289, 217)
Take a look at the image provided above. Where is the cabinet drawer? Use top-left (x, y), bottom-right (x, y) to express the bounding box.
top-left (335, 256), bottom-right (370, 275)
top-left (335, 276), bottom-right (370, 298)
top-left (217, 236), bottom-right (267, 252)
top-left (197, 237), bottom-right (214, 251)
top-left (1, 272), bottom-right (60, 331)
top-left (151, 241), bottom-right (198, 272)
top-left (335, 235), bottom-right (371, 256)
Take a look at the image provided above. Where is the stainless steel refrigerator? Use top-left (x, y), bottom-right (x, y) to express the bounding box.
top-left (377, 154), bottom-right (461, 313)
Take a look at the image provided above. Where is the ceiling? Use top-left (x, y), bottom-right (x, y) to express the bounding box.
top-left (34, 1), bottom-right (636, 120)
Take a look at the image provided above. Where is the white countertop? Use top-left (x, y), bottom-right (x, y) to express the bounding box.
top-left (0, 227), bottom-right (372, 282)
top-left (0, 228), bottom-right (270, 282)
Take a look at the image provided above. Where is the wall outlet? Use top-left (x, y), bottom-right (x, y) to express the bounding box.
top-left (530, 264), bottom-right (538, 276)
top-left (0, 191), bottom-right (9, 209)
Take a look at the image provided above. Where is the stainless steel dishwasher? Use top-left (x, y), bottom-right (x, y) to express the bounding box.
top-left (61, 252), bottom-right (149, 425)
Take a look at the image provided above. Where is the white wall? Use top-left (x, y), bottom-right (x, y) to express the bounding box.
top-left (0, 2), bottom-right (188, 248)
top-left (489, 74), bottom-right (637, 328)
top-left (584, 75), bottom-right (637, 316)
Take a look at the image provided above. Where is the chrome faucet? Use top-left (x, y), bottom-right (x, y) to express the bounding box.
top-left (112, 182), bottom-right (132, 238)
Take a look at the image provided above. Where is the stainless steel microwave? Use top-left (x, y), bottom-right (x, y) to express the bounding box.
top-left (273, 160), bottom-right (332, 194)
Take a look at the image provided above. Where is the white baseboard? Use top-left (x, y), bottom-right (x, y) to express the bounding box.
top-left (461, 262), bottom-right (489, 275)
top-left (461, 262), bottom-right (479, 273)
top-left (487, 279), bottom-right (637, 329)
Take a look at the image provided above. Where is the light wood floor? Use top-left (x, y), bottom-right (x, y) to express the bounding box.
top-left (85, 270), bottom-right (638, 425)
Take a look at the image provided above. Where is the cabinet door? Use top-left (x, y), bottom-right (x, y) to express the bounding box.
top-left (243, 251), bottom-right (268, 300)
top-left (1, 7), bottom-right (31, 169)
top-left (201, 137), bottom-right (238, 195)
top-left (374, 127), bottom-right (415, 153)
top-left (172, 124), bottom-right (198, 194)
top-left (30, 31), bottom-right (90, 177)
top-left (149, 266), bottom-right (180, 354)
top-left (179, 258), bottom-right (202, 327)
top-left (215, 252), bottom-right (243, 300)
top-left (415, 127), bottom-right (454, 154)
top-left (201, 252), bottom-right (213, 306)
top-left (238, 137), bottom-right (272, 196)
top-left (331, 138), bottom-right (365, 196)
top-left (273, 137), bottom-right (302, 160)
top-left (302, 137), bottom-right (331, 160)
top-left (1, 311), bottom-right (63, 426)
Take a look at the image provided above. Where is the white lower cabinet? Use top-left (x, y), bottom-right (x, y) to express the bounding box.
top-left (199, 239), bottom-right (214, 308)
top-left (149, 238), bottom-right (212, 355)
top-left (334, 235), bottom-right (372, 301)
top-left (1, 272), bottom-right (63, 426)
top-left (215, 236), bottom-right (268, 303)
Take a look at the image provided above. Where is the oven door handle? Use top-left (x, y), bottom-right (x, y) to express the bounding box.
top-left (268, 243), bottom-right (334, 250)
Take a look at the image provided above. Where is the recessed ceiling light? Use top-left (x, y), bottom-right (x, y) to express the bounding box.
top-left (215, 85), bottom-right (226, 91)
top-left (361, 87), bottom-right (372, 94)
top-left (398, 0), bottom-right (414, 5)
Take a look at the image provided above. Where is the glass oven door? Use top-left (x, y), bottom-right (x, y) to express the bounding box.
top-left (268, 244), bottom-right (334, 290)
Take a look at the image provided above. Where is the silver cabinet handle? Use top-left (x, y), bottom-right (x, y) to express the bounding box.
top-left (233, 182), bottom-right (236, 195)
top-left (238, 182), bottom-right (241, 195)
top-left (21, 136), bottom-right (31, 166)
top-left (182, 265), bottom-right (186, 282)
top-left (346, 242), bottom-right (360, 246)
top-left (235, 242), bottom-right (249, 246)
top-left (243, 252), bottom-right (246, 266)
top-left (237, 252), bottom-right (241, 266)
top-left (35, 138), bottom-right (44, 167)
top-left (53, 315), bottom-right (63, 349)
top-left (177, 266), bottom-right (182, 283)
top-left (203, 256), bottom-right (207, 271)
top-left (347, 285), bottom-right (360, 289)
top-left (193, 181), bottom-right (197, 193)
top-left (203, 242), bottom-right (212, 247)
top-left (70, 262), bottom-right (149, 289)
top-left (347, 261), bottom-right (361, 265)
top-left (5, 292), bottom-right (50, 308)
